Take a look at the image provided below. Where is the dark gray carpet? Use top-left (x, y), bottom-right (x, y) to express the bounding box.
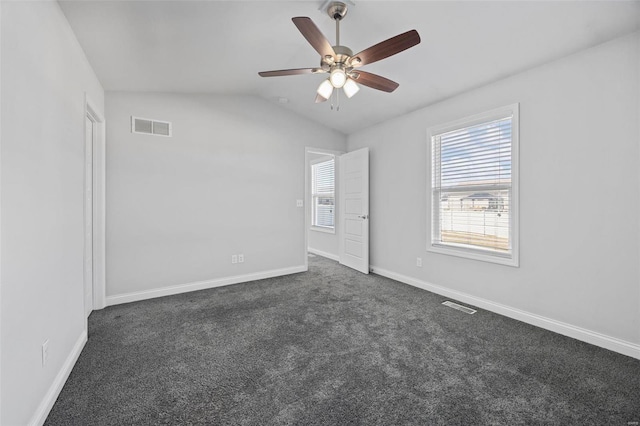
top-left (46, 255), bottom-right (640, 425)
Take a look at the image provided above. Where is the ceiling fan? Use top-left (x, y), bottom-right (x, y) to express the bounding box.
top-left (258, 1), bottom-right (421, 105)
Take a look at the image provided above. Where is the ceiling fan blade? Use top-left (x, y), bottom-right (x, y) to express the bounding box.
top-left (315, 93), bottom-right (328, 103)
top-left (292, 17), bottom-right (336, 59)
top-left (351, 30), bottom-right (421, 67)
top-left (258, 68), bottom-right (323, 77)
top-left (350, 71), bottom-right (399, 93)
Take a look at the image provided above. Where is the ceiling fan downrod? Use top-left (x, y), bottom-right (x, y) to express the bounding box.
top-left (327, 1), bottom-right (348, 46)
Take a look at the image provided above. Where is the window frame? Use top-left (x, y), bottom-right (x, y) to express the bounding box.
top-left (427, 104), bottom-right (519, 267)
top-left (310, 156), bottom-right (336, 233)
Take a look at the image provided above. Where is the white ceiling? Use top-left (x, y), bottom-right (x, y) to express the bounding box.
top-left (59, 0), bottom-right (640, 134)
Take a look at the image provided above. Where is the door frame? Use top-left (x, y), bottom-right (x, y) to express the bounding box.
top-left (304, 147), bottom-right (344, 270)
top-left (85, 94), bottom-right (106, 312)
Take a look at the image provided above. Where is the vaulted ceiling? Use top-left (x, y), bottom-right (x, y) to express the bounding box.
top-left (59, 0), bottom-right (640, 134)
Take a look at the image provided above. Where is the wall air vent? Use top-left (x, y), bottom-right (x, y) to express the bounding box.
top-left (131, 116), bottom-right (172, 137)
top-left (442, 300), bottom-right (477, 314)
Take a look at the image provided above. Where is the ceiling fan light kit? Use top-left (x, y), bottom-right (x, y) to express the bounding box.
top-left (329, 68), bottom-right (347, 88)
top-left (317, 79), bottom-right (334, 100)
top-left (258, 1), bottom-right (421, 108)
top-left (342, 78), bottom-right (360, 98)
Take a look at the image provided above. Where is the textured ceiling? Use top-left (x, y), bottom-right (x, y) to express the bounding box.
top-left (59, 0), bottom-right (640, 134)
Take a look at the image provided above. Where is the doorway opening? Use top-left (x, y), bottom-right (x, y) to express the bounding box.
top-left (304, 148), bottom-right (343, 269)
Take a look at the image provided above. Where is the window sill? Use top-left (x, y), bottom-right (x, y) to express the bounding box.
top-left (428, 244), bottom-right (519, 267)
top-left (310, 226), bottom-right (335, 235)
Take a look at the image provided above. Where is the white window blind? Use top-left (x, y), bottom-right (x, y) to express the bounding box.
top-left (312, 159), bottom-right (335, 229)
top-left (430, 105), bottom-right (518, 266)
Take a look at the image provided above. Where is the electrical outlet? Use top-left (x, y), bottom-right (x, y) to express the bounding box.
top-left (296, 199), bottom-right (303, 207)
top-left (238, 254), bottom-right (244, 263)
top-left (416, 257), bottom-right (423, 267)
top-left (42, 340), bottom-right (49, 366)
top-left (231, 255), bottom-right (238, 264)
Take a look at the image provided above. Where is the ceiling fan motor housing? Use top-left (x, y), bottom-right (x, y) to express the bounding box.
top-left (320, 45), bottom-right (354, 71)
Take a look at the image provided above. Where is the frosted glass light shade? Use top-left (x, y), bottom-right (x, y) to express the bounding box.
top-left (329, 68), bottom-right (347, 88)
top-left (317, 79), bottom-right (334, 100)
top-left (343, 78), bottom-right (360, 98)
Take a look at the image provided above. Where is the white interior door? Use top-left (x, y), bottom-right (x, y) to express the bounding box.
top-left (339, 147), bottom-right (369, 274)
top-left (84, 115), bottom-right (94, 317)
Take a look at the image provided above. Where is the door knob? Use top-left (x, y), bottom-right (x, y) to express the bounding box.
top-left (358, 215), bottom-right (369, 219)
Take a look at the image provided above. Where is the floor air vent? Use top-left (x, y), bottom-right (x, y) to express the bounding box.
top-left (131, 116), bottom-right (172, 137)
top-left (442, 301), bottom-right (477, 314)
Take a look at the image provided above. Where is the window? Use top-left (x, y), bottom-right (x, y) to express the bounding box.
top-left (311, 158), bottom-right (335, 231)
top-left (429, 104), bottom-right (519, 266)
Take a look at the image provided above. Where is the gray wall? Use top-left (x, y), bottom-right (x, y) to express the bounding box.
top-left (348, 33), bottom-right (640, 347)
top-left (0, 2), bottom-right (105, 424)
top-left (105, 92), bottom-right (346, 299)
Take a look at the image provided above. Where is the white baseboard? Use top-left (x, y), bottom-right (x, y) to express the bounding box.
top-left (370, 265), bottom-right (640, 360)
top-left (29, 329), bottom-right (87, 426)
top-left (106, 265), bottom-right (307, 306)
top-left (308, 248), bottom-right (340, 262)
